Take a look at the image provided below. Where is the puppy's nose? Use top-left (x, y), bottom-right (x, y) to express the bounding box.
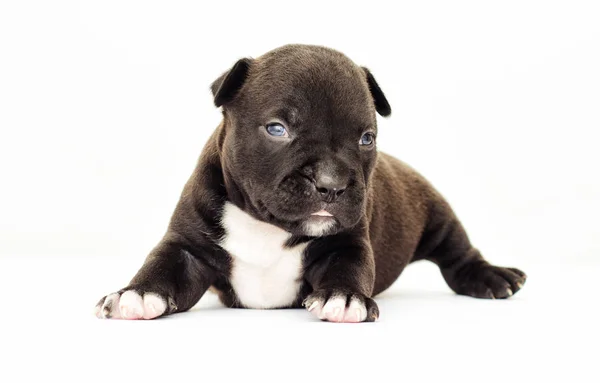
top-left (315, 174), bottom-right (347, 203)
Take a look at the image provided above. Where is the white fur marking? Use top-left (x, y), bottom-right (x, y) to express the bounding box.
top-left (321, 296), bottom-right (347, 322)
top-left (305, 296), bottom-right (367, 323)
top-left (119, 291), bottom-right (144, 319)
top-left (96, 291), bottom-right (166, 320)
top-left (303, 219), bottom-right (336, 237)
top-left (346, 298), bottom-right (367, 322)
top-left (220, 202), bottom-right (308, 309)
top-left (143, 293), bottom-right (167, 319)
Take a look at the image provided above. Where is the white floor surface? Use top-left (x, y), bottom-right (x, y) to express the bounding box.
top-left (0, 255), bottom-right (597, 383)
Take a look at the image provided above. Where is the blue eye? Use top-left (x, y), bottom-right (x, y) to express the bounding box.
top-left (266, 123), bottom-right (288, 137)
top-left (360, 132), bottom-right (375, 146)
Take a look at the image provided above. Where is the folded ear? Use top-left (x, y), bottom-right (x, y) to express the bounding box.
top-left (210, 58), bottom-right (253, 107)
top-left (362, 67), bottom-right (391, 117)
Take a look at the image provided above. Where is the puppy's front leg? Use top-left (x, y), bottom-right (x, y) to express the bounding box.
top-left (302, 231), bottom-right (379, 323)
top-left (95, 234), bottom-right (216, 320)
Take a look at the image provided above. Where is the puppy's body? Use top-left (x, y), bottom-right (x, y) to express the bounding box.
top-left (217, 150), bottom-right (440, 309)
top-left (96, 45), bottom-right (526, 322)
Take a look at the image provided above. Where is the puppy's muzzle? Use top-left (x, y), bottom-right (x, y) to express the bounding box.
top-left (308, 157), bottom-right (352, 204)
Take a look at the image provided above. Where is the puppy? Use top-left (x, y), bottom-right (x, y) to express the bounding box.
top-left (95, 44), bottom-right (526, 323)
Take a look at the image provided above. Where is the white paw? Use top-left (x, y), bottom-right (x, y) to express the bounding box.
top-left (306, 295), bottom-right (367, 323)
top-left (95, 290), bottom-right (168, 320)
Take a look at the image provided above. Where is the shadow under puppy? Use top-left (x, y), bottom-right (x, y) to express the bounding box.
top-left (95, 44), bottom-right (527, 322)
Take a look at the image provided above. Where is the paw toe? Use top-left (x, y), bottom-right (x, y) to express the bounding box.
top-left (364, 297), bottom-right (380, 322)
top-left (119, 291), bottom-right (144, 319)
top-left (101, 293), bottom-right (122, 319)
top-left (94, 297), bottom-right (105, 318)
top-left (508, 267), bottom-right (527, 280)
top-left (487, 278), bottom-right (513, 299)
top-left (96, 289), bottom-right (171, 320)
top-left (491, 267), bottom-right (527, 297)
top-left (453, 264), bottom-right (527, 299)
top-left (303, 293), bottom-right (326, 320)
top-left (322, 296), bottom-right (346, 322)
top-left (304, 290), bottom-right (375, 323)
top-left (344, 298), bottom-right (367, 323)
top-left (143, 293), bottom-right (167, 319)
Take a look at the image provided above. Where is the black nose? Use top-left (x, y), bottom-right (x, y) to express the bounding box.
top-left (315, 175), bottom-right (347, 203)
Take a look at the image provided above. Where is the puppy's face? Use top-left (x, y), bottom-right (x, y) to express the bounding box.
top-left (212, 45), bottom-right (391, 236)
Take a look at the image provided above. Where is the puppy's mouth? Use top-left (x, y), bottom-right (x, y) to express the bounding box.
top-left (303, 210), bottom-right (339, 237)
top-left (310, 210), bottom-right (334, 217)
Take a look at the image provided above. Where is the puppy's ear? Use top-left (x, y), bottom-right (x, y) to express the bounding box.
top-left (210, 58), bottom-right (253, 107)
top-left (362, 67), bottom-right (391, 117)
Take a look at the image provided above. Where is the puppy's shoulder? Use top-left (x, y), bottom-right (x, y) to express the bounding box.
top-left (373, 151), bottom-right (455, 220)
top-left (371, 151), bottom-right (448, 215)
top-left (373, 152), bottom-right (430, 193)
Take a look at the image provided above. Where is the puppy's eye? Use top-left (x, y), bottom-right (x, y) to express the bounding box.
top-left (265, 123), bottom-right (288, 137)
top-left (360, 132), bottom-right (375, 146)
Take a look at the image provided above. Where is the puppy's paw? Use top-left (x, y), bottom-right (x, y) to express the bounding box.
top-left (451, 263), bottom-right (527, 299)
top-left (94, 289), bottom-right (176, 320)
top-left (302, 289), bottom-right (379, 323)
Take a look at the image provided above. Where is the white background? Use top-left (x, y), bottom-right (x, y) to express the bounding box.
top-left (0, 1), bottom-right (598, 382)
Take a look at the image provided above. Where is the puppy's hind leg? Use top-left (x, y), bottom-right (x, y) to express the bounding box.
top-left (95, 236), bottom-right (216, 320)
top-left (416, 204), bottom-right (527, 299)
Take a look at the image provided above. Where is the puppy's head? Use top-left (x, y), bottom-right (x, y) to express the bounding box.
top-left (211, 44), bottom-right (391, 237)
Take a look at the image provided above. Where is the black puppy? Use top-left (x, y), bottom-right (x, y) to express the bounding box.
top-left (95, 44), bottom-right (526, 322)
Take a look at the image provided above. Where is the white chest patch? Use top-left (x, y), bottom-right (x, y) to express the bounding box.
top-left (219, 202), bottom-right (309, 309)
